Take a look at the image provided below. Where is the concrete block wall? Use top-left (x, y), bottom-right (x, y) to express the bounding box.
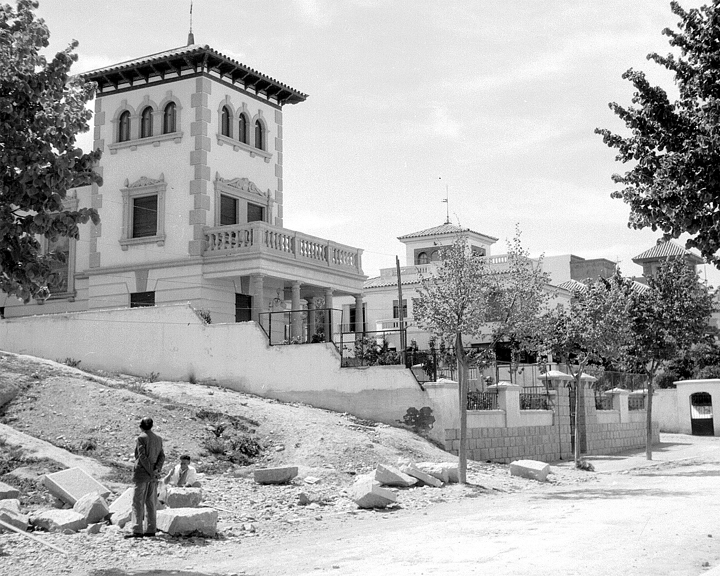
top-left (585, 421), bottom-right (660, 455)
top-left (444, 425), bottom-right (567, 464)
top-left (443, 383), bottom-right (659, 464)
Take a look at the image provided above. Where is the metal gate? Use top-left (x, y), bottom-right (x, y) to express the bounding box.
top-left (690, 392), bottom-right (714, 436)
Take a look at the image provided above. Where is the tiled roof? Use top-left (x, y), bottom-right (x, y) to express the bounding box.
top-left (557, 279), bottom-right (588, 293)
top-left (632, 240), bottom-right (704, 264)
top-left (558, 278), bottom-right (650, 295)
top-left (364, 276), bottom-right (420, 289)
top-left (397, 223), bottom-right (498, 242)
top-left (82, 45), bottom-right (308, 106)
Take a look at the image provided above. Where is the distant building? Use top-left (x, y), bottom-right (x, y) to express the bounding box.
top-left (632, 239), bottom-right (704, 282)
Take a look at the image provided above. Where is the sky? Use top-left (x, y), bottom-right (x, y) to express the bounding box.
top-left (36, 0), bottom-right (718, 286)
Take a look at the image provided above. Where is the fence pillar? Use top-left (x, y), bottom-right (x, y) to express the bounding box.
top-left (608, 388), bottom-right (630, 423)
top-left (488, 382), bottom-right (521, 427)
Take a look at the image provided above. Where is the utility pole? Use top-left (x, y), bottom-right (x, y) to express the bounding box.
top-left (396, 255), bottom-right (406, 365)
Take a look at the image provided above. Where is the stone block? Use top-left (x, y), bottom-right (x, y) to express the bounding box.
top-left (109, 487), bottom-right (134, 527)
top-left (156, 507), bottom-right (217, 537)
top-left (165, 487), bottom-right (203, 508)
top-left (415, 462), bottom-right (459, 484)
top-left (0, 499), bottom-right (21, 515)
top-left (0, 481), bottom-right (20, 500)
top-left (43, 467), bottom-right (111, 506)
top-left (348, 475), bottom-right (397, 509)
top-left (32, 509), bottom-right (87, 532)
top-left (509, 459), bottom-right (550, 482)
top-left (374, 464), bottom-right (417, 487)
top-left (0, 507), bottom-right (29, 532)
top-left (253, 466), bottom-right (298, 485)
top-left (73, 491), bottom-right (110, 524)
top-left (400, 465), bottom-right (443, 488)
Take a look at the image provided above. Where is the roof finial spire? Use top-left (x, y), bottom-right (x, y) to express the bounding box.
top-left (187, 1), bottom-right (195, 45)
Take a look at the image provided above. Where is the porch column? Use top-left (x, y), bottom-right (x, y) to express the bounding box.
top-left (354, 293), bottom-right (364, 337)
top-left (324, 288), bottom-right (334, 342)
top-left (291, 281), bottom-right (302, 340)
top-left (307, 298), bottom-right (316, 342)
top-left (250, 274), bottom-right (265, 323)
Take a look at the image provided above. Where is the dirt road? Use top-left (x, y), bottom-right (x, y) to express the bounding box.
top-left (102, 434), bottom-right (720, 576)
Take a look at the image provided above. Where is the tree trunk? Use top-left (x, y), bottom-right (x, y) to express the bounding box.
top-left (456, 333), bottom-right (468, 484)
top-left (573, 375), bottom-right (581, 466)
top-left (646, 380), bottom-right (654, 461)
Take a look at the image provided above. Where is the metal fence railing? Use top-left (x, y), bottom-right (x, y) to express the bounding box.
top-left (520, 392), bottom-right (550, 410)
top-left (595, 394), bottom-right (614, 410)
top-left (628, 395), bottom-right (646, 411)
top-left (258, 308), bottom-right (341, 345)
top-left (467, 391), bottom-right (499, 410)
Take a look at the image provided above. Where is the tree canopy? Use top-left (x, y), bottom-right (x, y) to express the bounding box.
top-left (0, 0), bottom-right (101, 302)
top-left (596, 1), bottom-right (720, 266)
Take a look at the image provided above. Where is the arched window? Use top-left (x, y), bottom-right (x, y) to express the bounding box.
top-left (221, 106), bottom-right (231, 137)
top-left (238, 113), bottom-right (249, 144)
top-left (118, 111), bottom-right (131, 142)
top-left (140, 106), bottom-right (153, 138)
top-left (417, 252), bottom-right (429, 265)
top-left (163, 102), bottom-right (176, 134)
top-left (254, 119), bottom-right (264, 150)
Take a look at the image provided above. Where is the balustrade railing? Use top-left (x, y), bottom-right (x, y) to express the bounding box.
top-left (203, 222), bottom-right (363, 273)
top-left (628, 395), bottom-right (646, 411)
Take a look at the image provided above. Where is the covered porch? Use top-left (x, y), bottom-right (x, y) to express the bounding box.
top-left (202, 221), bottom-right (367, 342)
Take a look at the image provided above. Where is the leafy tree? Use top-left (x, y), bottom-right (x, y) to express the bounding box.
top-left (485, 226), bottom-right (552, 379)
top-left (541, 272), bottom-right (632, 465)
top-left (625, 257), bottom-right (715, 459)
top-left (414, 235), bottom-right (491, 483)
top-left (596, 1), bottom-right (720, 266)
top-left (413, 228), bottom-right (551, 482)
top-left (0, 0), bottom-right (101, 302)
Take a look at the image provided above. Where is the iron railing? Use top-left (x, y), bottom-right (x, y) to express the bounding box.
top-left (520, 392), bottom-right (549, 410)
top-left (339, 330), bottom-right (405, 368)
top-left (595, 394), bottom-right (614, 410)
top-left (593, 371), bottom-right (649, 392)
top-left (467, 391), bottom-right (499, 410)
top-left (628, 395), bottom-right (646, 411)
top-left (258, 308), bottom-right (341, 345)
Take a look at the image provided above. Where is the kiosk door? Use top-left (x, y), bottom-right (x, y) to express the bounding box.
top-left (690, 392), bottom-right (714, 436)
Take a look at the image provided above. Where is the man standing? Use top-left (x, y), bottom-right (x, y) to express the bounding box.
top-left (126, 416), bottom-right (165, 539)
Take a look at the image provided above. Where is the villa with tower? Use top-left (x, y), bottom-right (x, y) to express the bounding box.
top-left (0, 38), bottom-right (366, 332)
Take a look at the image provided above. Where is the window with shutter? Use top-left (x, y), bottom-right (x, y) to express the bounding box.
top-left (132, 195), bottom-right (158, 238)
top-left (247, 203), bottom-right (265, 223)
top-left (220, 195), bottom-right (238, 225)
top-left (130, 291), bottom-right (155, 308)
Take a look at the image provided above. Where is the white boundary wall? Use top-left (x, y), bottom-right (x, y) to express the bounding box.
top-left (0, 303), bottom-right (454, 444)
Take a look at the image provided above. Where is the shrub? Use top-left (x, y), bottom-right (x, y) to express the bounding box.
top-left (203, 437), bottom-right (226, 455)
top-left (655, 371), bottom-right (679, 389)
top-left (696, 365), bottom-right (720, 379)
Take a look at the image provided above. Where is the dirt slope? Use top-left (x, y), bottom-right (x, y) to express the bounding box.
top-left (0, 350), bottom-right (590, 576)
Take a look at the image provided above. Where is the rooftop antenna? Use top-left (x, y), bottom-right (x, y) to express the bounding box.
top-left (439, 177), bottom-right (449, 224)
top-left (187, 1), bottom-right (195, 45)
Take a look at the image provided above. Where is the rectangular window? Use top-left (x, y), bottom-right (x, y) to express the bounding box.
top-left (235, 293), bottom-right (252, 322)
top-left (247, 203), bottom-right (265, 223)
top-left (130, 291), bottom-right (155, 308)
top-left (220, 194), bottom-right (239, 226)
top-left (47, 235), bottom-right (70, 294)
top-left (392, 299), bottom-right (407, 319)
top-left (132, 195), bottom-right (158, 238)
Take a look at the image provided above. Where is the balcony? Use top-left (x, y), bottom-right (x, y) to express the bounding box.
top-left (376, 317), bottom-right (417, 330)
top-left (202, 222), bottom-right (364, 278)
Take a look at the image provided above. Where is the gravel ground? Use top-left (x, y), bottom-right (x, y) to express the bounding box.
top-left (0, 351), bottom-right (595, 576)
